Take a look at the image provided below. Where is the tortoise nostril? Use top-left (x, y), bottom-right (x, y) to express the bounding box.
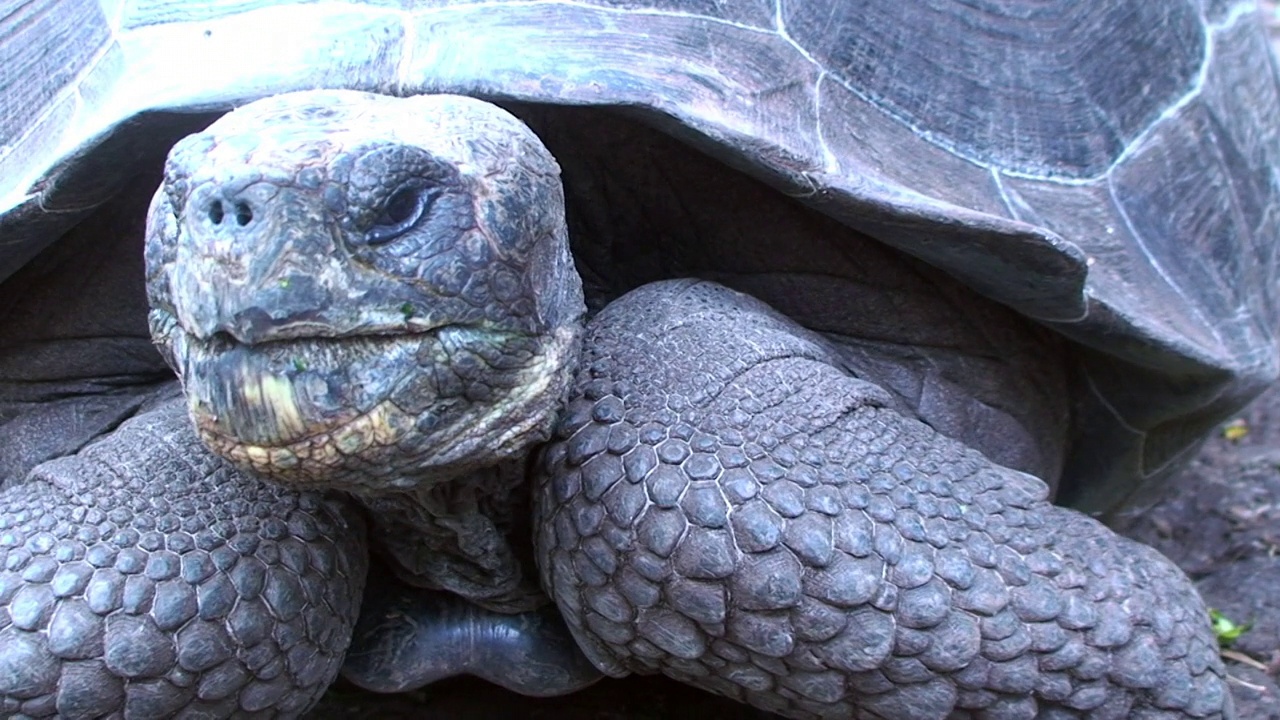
top-left (234, 201), bottom-right (253, 226)
top-left (206, 197), bottom-right (254, 227)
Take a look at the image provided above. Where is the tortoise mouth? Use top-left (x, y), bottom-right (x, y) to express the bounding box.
top-left (195, 397), bottom-right (417, 486)
top-left (162, 313), bottom-right (567, 488)
top-left (170, 324), bottom-right (451, 488)
top-left (175, 327), bottom-right (428, 448)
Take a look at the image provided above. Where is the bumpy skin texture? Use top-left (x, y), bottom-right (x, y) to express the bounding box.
top-left (537, 280), bottom-right (1231, 719)
top-left (0, 400), bottom-right (367, 718)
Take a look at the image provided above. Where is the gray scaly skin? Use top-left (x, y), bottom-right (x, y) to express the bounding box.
top-left (0, 402), bottom-right (367, 718)
top-left (538, 280), bottom-right (1230, 718)
top-left (145, 90), bottom-right (1229, 718)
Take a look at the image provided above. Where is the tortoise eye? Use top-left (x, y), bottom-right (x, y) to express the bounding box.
top-left (366, 184), bottom-right (432, 245)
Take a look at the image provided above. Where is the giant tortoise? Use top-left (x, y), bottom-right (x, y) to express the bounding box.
top-left (1, 1), bottom-right (1278, 718)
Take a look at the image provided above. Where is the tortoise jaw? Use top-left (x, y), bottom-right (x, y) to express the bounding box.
top-left (172, 325), bottom-right (427, 450)
top-left (172, 325), bottom-right (459, 489)
top-left (194, 399), bottom-right (418, 487)
top-left (158, 310), bottom-right (583, 491)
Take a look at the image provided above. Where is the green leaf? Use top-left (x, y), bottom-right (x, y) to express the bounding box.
top-left (1209, 608), bottom-right (1252, 647)
top-left (1222, 418), bottom-right (1249, 441)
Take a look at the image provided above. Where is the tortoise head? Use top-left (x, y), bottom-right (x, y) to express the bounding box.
top-left (146, 90), bottom-right (585, 490)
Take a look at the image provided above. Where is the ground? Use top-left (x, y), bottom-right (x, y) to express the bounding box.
top-left (1119, 384), bottom-right (1280, 719)
top-left (307, 8), bottom-right (1280, 717)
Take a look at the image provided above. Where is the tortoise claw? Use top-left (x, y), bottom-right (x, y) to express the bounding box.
top-left (341, 572), bottom-right (603, 697)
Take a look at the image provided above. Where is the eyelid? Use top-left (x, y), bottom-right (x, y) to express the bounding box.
top-left (364, 185), bottom-right (434, 245)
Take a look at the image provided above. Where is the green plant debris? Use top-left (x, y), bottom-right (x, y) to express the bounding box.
top-left (292, 358), bottom-right (307, 372)
top-left (400, 302), bottom-right (416, 321)
top-left (1209, 609), bottom-right (1251, 647)
top-left (1221, 418), bottom-right (1249, 442)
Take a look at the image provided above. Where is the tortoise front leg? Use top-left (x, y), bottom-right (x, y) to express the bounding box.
top-left (0, 399), bottom-right (367, 718)
top-left (535, 279), bottom-right (1232, 720)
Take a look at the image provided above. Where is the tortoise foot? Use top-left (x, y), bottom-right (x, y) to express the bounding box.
top-left (341, 570), bottom-right (603, 697)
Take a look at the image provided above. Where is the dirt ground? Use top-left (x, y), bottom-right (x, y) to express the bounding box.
top-left (1118, 383), bottom-right (1280, 719)
top-left (307, 8), bottom-right (1280, 718)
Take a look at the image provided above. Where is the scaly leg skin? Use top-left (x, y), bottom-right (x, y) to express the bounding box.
top-left (0, 400), bottom-right (367, 719)
top-left (536, 279), bottom-right (1232, 720)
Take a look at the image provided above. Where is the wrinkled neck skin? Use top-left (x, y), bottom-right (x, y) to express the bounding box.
top-left (364, 458), bottom-right (551, 612)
